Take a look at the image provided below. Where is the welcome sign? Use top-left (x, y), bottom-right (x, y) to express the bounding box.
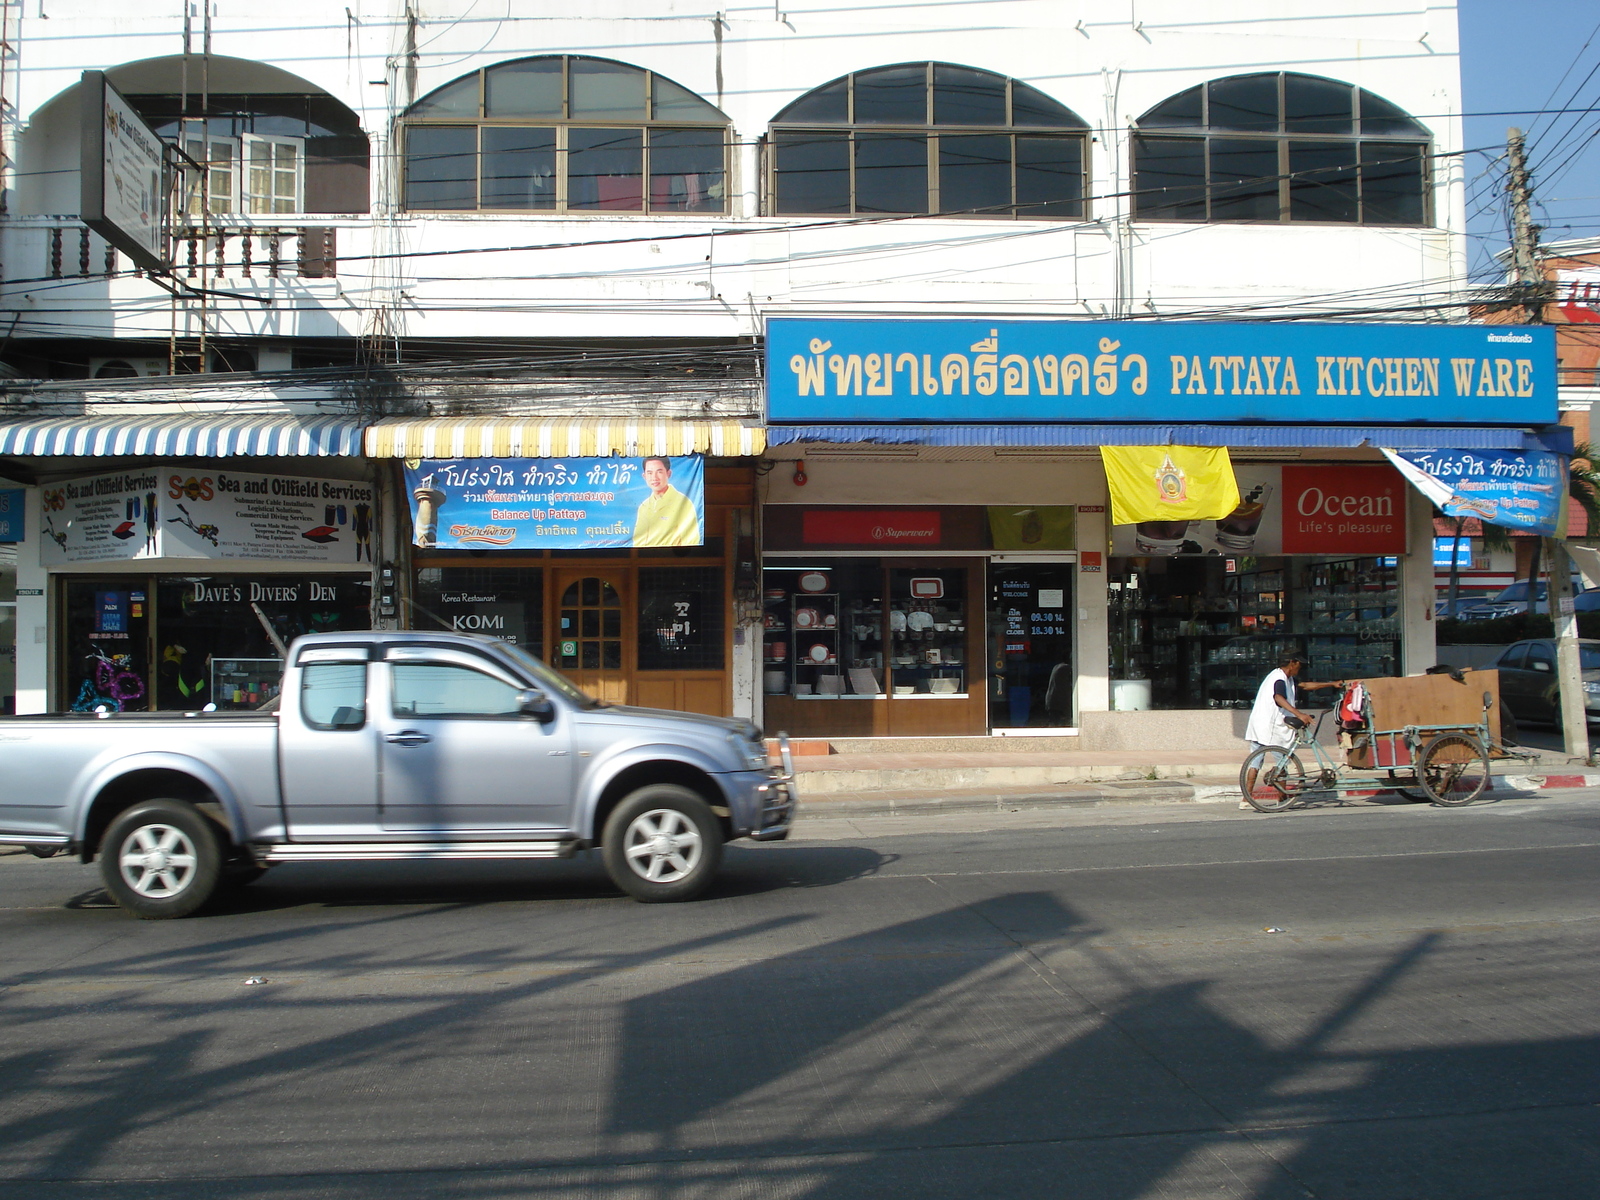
top-left (766, 319), bottom-right (1557, 426)
top-left (403, 456), bottom-right (705, 550)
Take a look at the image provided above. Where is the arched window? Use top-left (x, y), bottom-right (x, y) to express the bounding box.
top-left (1131, 73), bottom-right (1430, 225)
top-left (402, 56), bottom-right (729, 214)
top-left (768, 63), bottom-right (1088, 218)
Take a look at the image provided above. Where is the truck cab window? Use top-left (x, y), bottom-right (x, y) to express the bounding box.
top-left (391, 663), bottom-right (522, 717)
top-left (301, 663), bottom-right (367, 729)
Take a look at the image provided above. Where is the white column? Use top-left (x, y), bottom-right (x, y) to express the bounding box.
top-left (1076, 505), bottom-right (1109, 714)
top-left (13, 489), bottom-right (48, 713)
top-left (1399, 486), bottom-right (1437, 675)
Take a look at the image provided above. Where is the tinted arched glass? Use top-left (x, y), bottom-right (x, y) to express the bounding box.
top-left (404, 56), bottom-right (729, 214)
top-left (1131, 73), bottom-right (1430, 225)
top-left (770, 62), bottom-right (1089, 218)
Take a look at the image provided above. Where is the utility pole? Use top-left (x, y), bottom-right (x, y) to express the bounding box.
top-left (1510, 128), bottom-right (1589, 761)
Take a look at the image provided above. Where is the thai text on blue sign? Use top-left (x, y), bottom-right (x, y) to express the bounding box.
top-left (766, 319), bottom-right (1557, 425)
top-left (0, 489), bottom-right (21, 541)
top-left (404, 456), bottom-right (705, 550)
top-left (1388, 449), bottom-right (1566, 537)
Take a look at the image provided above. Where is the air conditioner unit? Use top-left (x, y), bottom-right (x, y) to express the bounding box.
top-left (89, 357), bottom-right (168, 379)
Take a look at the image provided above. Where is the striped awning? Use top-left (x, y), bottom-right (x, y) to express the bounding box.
top-left (365, 417), bottom-right (765, 459)
top-left (0, 414), bottom-right (364, 457)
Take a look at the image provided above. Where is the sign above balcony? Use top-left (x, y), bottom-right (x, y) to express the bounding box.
top-left (765, 319), bottom-right (1556, 427)
top-left (79, 71), bottom-right (167, 273)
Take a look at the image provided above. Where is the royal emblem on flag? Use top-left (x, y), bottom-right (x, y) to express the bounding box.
top-left (1153, 453), bottom-right (1188, 504)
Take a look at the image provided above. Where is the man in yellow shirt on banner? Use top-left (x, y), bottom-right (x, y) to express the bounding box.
top-left (633, 456), bottom-right (701, 547)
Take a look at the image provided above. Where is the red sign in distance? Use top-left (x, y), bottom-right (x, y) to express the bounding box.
top-left (802, 509), bottom-right (942, 546)
top-left (1280, 464), bottom-right (1407, 554)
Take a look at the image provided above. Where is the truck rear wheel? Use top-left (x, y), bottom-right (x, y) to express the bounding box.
top-left (601, 785), bottom-right (723, 903)
top-left (99, 799), bottom-right (223, 919)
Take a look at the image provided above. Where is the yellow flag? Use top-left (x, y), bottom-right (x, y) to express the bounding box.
top-left (1099, 446), bottom-right (1241, 525)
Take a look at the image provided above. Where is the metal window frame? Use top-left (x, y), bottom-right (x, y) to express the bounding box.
top-left (401, 55), bottom-right (731, 216)
top-left (766, 64), bottom-right (1090, 219)
top-left (1131, 72), bottom-right (1433, 227)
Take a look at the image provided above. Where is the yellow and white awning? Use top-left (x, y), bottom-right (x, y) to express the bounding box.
top-left (365, 418), bottom-right (764, 459)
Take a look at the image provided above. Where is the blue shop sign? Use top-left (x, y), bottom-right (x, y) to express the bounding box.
top-left (766, 319), bottom-right (1556, 426)
top-left (1386, 448), bottom-right (1566, 537)
top-left (0, 489), bottom-right (21, 541)
top-left (403, 456), bottom-right (705, 550)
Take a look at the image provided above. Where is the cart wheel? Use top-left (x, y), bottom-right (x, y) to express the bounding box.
top-left (1240, 747), bottom-right (1304, 812)
top-left (1417, 733), bottom-right (1491, 807)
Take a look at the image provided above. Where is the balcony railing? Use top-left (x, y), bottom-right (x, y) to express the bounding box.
top-left (37, 222), bottom-right (336, 281)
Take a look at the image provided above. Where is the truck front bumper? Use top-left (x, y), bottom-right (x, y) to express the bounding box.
top-left (744, 733), bottom-right (797, 841)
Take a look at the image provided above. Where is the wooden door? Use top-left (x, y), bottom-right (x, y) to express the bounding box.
top-left (551, 570), bottom-right (631, 705)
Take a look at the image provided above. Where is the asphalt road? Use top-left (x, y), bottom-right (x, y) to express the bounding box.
top-left (1, 791), bottom-right (1598, 1200)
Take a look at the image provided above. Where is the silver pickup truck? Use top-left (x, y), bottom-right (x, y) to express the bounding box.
top-left (0, 631), bottom-right (794, 918)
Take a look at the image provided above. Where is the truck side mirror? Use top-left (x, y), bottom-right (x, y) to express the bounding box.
top-left (517, 689), bottom-right (555, 720)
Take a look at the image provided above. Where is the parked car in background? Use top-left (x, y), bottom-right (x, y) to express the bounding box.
top-left (1435, 594), bottom-right (1498, 618)
top-left (1458, 579), bottom-right (1585, 620)
top-left (1486, 638), bottom-right (1600, 728)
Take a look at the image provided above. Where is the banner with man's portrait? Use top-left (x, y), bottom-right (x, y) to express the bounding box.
top-left (403, 456), bottom-right (706, 550)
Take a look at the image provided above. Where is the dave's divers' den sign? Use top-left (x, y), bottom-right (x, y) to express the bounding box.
top-left (403, 456), bottom-right (705, 550)
top-left (766, 319), bottom-right (1556, 425)
top-left (39, 467), bottom-right (376, 565)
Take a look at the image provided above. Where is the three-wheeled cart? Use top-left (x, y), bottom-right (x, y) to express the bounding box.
top-left (1241, 669), bottom-right (1527, 812)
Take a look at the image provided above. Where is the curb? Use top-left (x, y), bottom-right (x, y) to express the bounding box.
top-left (794, 772), bottom-right (1600, 819)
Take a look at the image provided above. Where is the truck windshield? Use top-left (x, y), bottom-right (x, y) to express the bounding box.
top-left (493, 643), bottom-right (602, 709)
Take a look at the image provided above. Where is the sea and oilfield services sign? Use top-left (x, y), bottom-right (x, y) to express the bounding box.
top-left (766, 319), bottom-right (1557, 425)
top-left (38, 467), bottom-right (375, 565)
top-left (403, 456), bottom-right (705, 550)
top-left (1382, 448), bottom-right (1567, 537)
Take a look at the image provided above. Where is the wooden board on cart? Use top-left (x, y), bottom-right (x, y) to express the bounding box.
top-left (1344, 670), bottom-right (1504, 769)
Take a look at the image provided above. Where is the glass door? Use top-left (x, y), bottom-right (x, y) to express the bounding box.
top-left (987, 564), bottom-right (1074, 728)
top-left (61, 579), bottom-right (154, 712)
top-left (552, 570), bottom-right (630, 705)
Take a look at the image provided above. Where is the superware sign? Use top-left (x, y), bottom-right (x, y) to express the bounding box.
top-left (802, 509), bottom-right (942, 546)
top-left (1280, 465), bottom-right (1407, 554)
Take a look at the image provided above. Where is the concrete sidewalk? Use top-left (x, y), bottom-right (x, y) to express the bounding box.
top-left (769, 735), bottom-right (1595, 817)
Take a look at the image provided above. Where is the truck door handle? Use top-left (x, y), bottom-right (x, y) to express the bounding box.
top-left (385, 730), bottom-right (431, 747)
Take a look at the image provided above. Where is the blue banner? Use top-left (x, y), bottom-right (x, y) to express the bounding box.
top-left (404, 456), bottom-right (705, 550)
top-left (0, 488), bottom-right (21, 542)
top-left (766, 319), bottom-right (1557, 425)
top-left (1385, 449), bottom-right (1566, 537)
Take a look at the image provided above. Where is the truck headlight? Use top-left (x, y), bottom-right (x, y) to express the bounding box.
top-left (728, 732), bottom-right (770, 771)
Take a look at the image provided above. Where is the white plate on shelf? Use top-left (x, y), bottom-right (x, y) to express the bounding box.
top-left (793, 608), bottom-right (818, 628)
top-left (807, 643), bottom-right (830, 662)
top-left (907, 610), bottom-right (934, 631)
top-left (798, 572), bottom-right (830, 593)
top-left (889, 610), bottom-right (907, 632)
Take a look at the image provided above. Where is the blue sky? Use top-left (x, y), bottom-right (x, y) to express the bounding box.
top-left (1460, 0), bottom-right (1600, 276)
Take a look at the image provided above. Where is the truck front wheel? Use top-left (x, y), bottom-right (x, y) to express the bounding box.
top-left (602, 785), bottom-right (723, 903)
top-left (99, 800), bottom-right (223, 919)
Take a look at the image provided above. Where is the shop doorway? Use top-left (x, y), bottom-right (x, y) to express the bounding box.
top-left (552, 570), bottom-right (630, 705)
top-left (987, 563), bottom-right (1075, 729)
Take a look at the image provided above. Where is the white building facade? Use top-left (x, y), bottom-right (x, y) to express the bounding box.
top-left (0, 1), bottom-right (1562, 743)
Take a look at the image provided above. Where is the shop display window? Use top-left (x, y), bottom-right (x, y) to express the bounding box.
top-left (637, 567), bottom-right (723, 670)
top-left (414, 566), bottom-right (544, 653)
top-left (1110, 555), bottom-right (1399, 709)
top-left (59, 575), bottom-right (371, 712)
top-left (762, 561), bottom-right (969, 699)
